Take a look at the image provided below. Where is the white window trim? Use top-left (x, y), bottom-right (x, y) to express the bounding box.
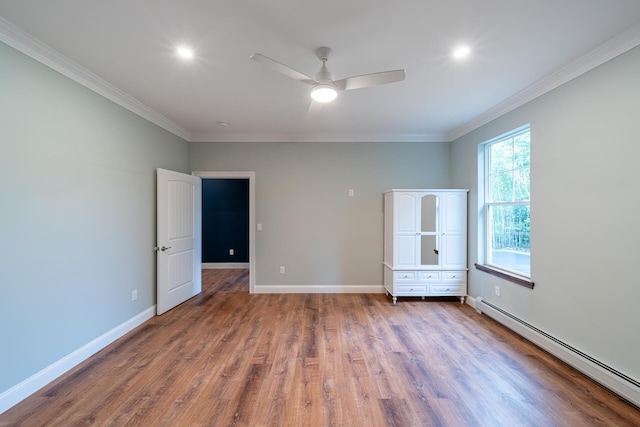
top-left (476, 125), bottom-right (533, 288)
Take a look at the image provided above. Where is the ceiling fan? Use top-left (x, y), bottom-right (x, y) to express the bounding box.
top-left (250, 47), bottom-right (405, 103)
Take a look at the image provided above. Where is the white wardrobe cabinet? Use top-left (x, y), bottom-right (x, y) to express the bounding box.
top-left (383, 189), bottom-right (468, 304)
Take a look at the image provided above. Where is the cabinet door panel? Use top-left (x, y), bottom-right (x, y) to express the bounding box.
top-left (397, 235), bottom-right (417, 266)
top-left (441, 234), bottom-right (465, 268)
top-left (397, 194), bottom-right (417, 233)
top-left (442, 192), bottom-right (466, 234)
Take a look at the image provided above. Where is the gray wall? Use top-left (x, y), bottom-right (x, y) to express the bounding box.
top-left (451, 46), bottom-right (640, 380)
top-left (0, 42), bottom-right (189, 393)
top-left (190, 141), bottom-right (452, 290)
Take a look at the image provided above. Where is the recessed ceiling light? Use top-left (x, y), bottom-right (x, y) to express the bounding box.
top-left (176, 45), bottom-right (194, 61)
top-left (453, 45), bottom-right (471, 60)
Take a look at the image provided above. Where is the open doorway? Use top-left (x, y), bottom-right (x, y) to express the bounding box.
top-left (193, 171), bottom-right (255, 293)
top-left (202, 178), bottom-right (249, 268)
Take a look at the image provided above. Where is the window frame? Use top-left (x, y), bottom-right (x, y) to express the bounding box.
top-left (476, 125), bottom-right (534, 288)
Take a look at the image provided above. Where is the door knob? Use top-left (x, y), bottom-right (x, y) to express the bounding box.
top-left (161, 246), bottom-right (172, 252)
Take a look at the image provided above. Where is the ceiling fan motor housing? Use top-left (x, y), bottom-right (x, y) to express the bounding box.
top-left (314, 47), bottom-right (334, 84)
top-left (315, 46), bottom-right (332, 61)
top-left (315, 64), bottom-right (334, 84)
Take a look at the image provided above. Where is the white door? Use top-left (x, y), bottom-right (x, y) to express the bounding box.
top-left (156, 168), bottom-right (202, 315)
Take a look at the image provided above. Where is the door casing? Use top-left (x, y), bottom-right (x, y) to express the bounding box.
top-left (193, 171), bottom-right (256, 293)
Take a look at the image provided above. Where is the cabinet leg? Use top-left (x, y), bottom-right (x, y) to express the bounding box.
top-left (460, 296), bottom-right (465, 304)
top-left (392, 296), bottom-right (397, 304)
top-left (421, 296), bottom-right (425, 300)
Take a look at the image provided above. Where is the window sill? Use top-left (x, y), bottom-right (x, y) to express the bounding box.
top-left (474, 263), bottom-right (534, 289)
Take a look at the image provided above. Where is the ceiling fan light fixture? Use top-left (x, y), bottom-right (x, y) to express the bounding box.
top-left (311, 83), bottom-right (337, 102)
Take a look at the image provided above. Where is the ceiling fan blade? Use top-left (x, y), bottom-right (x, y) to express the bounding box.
top-left (250, 53), bottom-right (315, 85)
top-left (334, 69), bottom-right (405, 91)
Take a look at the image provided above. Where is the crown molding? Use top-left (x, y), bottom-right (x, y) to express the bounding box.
top-left (0, 16), bottom-right (191, 141)
top-left (448, 22), bottom-right (640, 142)
top-left (189, 132), bottom-right (446, 143)
top-left (5, 13), bottom-right (638, 145)
top-left (0, 16), bottom-right (440, 145)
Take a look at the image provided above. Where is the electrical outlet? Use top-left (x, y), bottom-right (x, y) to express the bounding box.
top-left (257, 223), bottom-right (262, 231)
top-left (348, 189), bottom-right (354, 197)
top-left (229, 249), bottom-right (234, 256)
top-left (494, 285), bottom-right (501, 297)
top-left (132, 289), bottom-right (138, 301)
top-left (279, 266), bottom-right (286, 274)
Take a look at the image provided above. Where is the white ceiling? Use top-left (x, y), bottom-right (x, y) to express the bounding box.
top-left (1, 1), bottom-right (640, 142)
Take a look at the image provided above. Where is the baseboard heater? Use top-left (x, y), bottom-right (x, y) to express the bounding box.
top-left (475, 296), bottom-right (640, 408)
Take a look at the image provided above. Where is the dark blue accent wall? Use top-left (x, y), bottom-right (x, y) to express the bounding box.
top-left (202, 179), bottom-right (249, 263)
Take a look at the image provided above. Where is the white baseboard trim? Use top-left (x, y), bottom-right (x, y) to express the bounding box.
top-left (0, 306), bottom-right (156, 415)
top-left (253, 285), bottom-right (385, 294)
top-left (473, 296), bottom-right (640, 408)
top-left (466, 295), bottom-right (478, 308)
top-left (202, 262), bottom-right (249, 269)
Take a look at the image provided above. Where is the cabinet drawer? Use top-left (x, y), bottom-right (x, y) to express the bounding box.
top-left (397, 285), bottom-right (427, 294)
top-left (394, 271), bottom-right (417, 281)
top-left (443, 271), bottom-right (465, 282)
top-left (419, 271), bottom-right (440, 281)
top-left (431, 284), bottom-right (464, 295)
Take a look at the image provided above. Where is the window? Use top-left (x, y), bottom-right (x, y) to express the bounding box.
top-left (480, 125), bottom-right (531, 283)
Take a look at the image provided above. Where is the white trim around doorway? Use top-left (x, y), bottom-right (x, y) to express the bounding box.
top-left (193, 171), bottom-right (256, 293)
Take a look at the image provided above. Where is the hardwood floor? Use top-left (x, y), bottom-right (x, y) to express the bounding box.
top-left (2, 269), bottom-right (639, 426)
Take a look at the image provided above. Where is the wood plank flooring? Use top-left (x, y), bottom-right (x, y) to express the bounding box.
top-left (1, 269), bottom-right (639, 426)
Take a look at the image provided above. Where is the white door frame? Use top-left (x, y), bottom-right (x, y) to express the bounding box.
top-left (193, 171), bottom-right (256, 293)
